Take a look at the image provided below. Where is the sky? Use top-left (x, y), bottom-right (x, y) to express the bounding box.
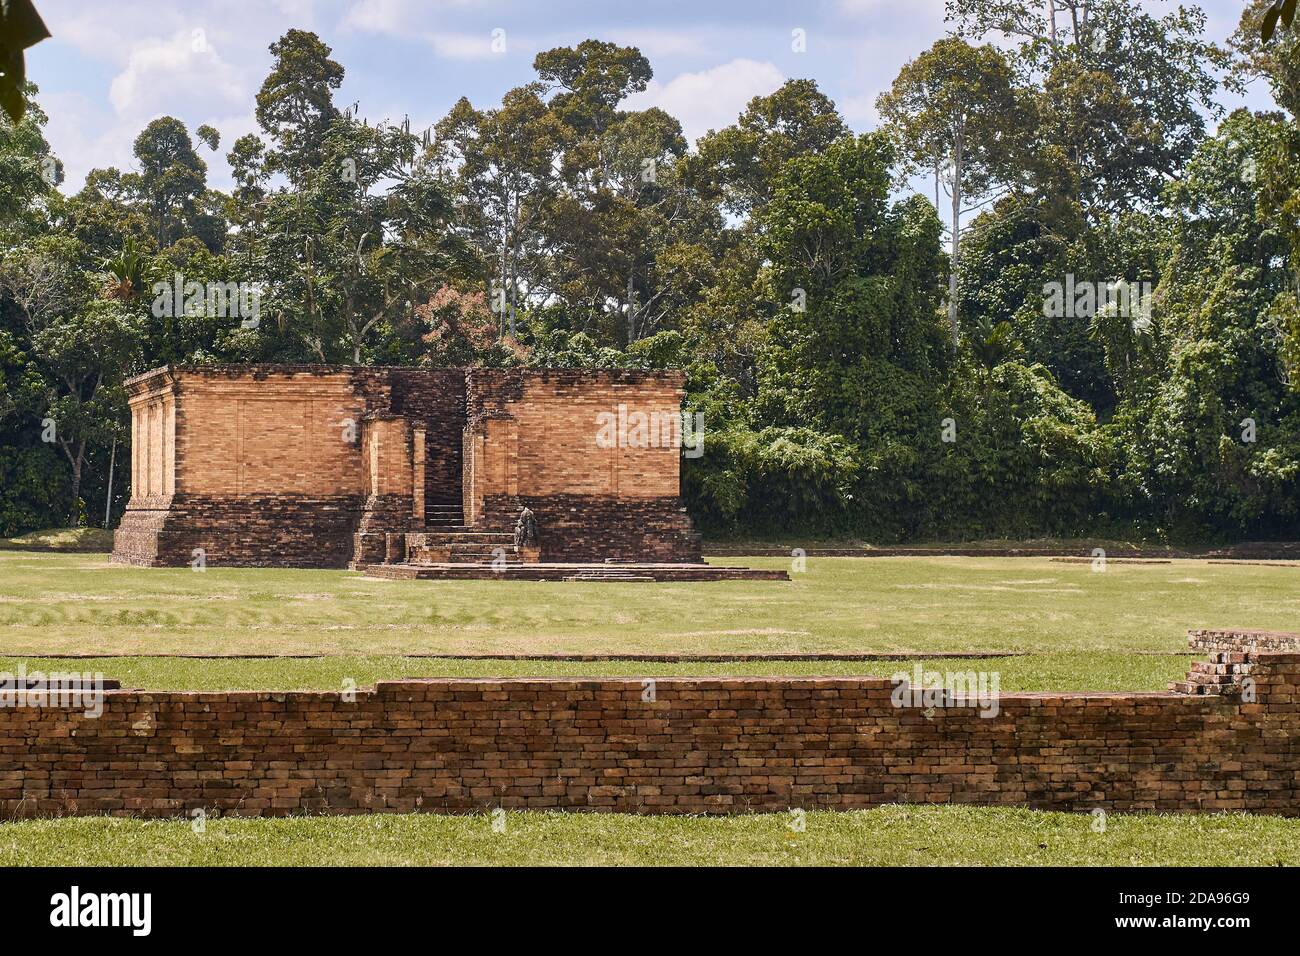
top-left (25, 0), bottom-right (1278, 195)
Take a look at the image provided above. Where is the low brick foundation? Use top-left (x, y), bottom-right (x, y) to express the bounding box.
top-left (4, 635), bottom-right (1300, 818)
top-left (113, 494), bottom-right (365, 568)
top-left (493, 494), bottom-right (703, 564)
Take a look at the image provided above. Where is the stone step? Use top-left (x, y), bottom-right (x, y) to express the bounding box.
top-left (410, 547), bottom-right (519, 565)
top-left (1169, 680), bottom-right (1230, 695)
top-left (1184, 673), bottom-right (1239, 686)
top-left (414, 531), bottom-right (514, 545)
top-left (1209, 651), bottom-right (1255, 664)
top-left (1189, 660), bottom-right (1253, 675)
top-left (440, 557), bottom-right (522, 566)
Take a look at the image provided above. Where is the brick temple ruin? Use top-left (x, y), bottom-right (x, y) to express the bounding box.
top-left (110, 365), bottom-right (785, 582)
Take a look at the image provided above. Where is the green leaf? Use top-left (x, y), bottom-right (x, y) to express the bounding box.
top-left (0, 0), bottom-right (51, 47)
top-left (0, 45), bottom-right (25, 122)
top-left (1263, 4), bottom-right (1282, 42)
top-left (0, 0), bottom-right (51, 121)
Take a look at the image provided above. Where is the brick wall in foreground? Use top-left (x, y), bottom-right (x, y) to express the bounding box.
top-left (4, 652), bottom-right (1300, 818)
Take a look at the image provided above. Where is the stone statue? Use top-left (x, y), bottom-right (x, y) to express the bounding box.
top-left (514, 506), bottom-right (539, 550)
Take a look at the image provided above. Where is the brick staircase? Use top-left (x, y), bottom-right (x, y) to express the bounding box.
top-left (407, 529), bottom-right (518, 565)
top-left (364, 499), bottom-right (789, 581)
top-left (424, 500), bottom-right (465, 528)
top-left (1169, 651), bottom-right (1255, 696)
top-left (409, 500), bottom-right (520, 565)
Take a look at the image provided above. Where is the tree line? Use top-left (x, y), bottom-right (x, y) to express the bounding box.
top-left (2, 0), bottom-right (1299, 543)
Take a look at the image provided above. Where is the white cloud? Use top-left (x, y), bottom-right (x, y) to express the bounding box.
top-left (38, 91), bottom-right (135, 194)
top-left (623, 58), bottom-right (785, 146)
top-left (108, 30), bottom-right (246, 119)
top-left (428, 32), bottom-right (502, 59)
top-left (342, 0), bottom-right (408, 33)
top-left (41, 42), bottom-right (253, 194)
top-left (344, 0), bottom-right (503, 58)
top-left (605, 28), bottom-right (712, 59)
top-left (836, 0), bottom-right (945, 18)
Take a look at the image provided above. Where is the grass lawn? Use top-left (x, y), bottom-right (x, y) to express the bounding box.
top-left (1, 807), bottom-right (1297, 866)
top-left (0, 528), bottom-right (114, 552)
top-left (1, 549), bottom-right (1296, 658)
top-left (0, 652), bottom-right (1191, 692)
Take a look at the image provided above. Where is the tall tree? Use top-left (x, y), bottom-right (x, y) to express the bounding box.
top-left (877, 37), bottom-right (1026, 346)
top-left (533, 39), bottom-right (652, 140)
top-left (693, 79), bottom-right (849, 219)
top-left (124, 117), bottom-right (211, 248)
top-left (256, 116), bottom-right (466, 362)
top-left (254, 29), bottom-right (344, 184)
top-left (946, 0), bottom-right (1222, 214)
top-left (1231, 2), bottom-right (1300, 389)
top-left (434, 84), bottom-right (567, 335)
top-left (0, 84), bottom-right (56, 234)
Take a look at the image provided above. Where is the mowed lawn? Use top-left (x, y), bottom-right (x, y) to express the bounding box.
top-left (1, 549), bottom-right (1297, 658)
top-left (2, 807), bottom-right (1298, 866)
top-left (0, 652), bottom-right (1192, 691)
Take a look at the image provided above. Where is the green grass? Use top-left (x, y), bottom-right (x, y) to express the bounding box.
top-left (0, 527), bottom-right (114, 552)
top-left (1, 550), bottom-right (1295, 657)
top-left (704, 535), bottom-right (1210, 553)
top-left (2, 807), bottom-right (1297, 866)
top-left (0, 653), bottom-right (1191, 692)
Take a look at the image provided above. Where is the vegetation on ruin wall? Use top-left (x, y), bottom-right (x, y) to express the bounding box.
top-left (4, 3), bottom-right (1300, 542)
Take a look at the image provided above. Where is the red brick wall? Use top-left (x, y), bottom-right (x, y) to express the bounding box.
top-left (5, 653), bottom-right (1300, 819)
top-left (462, 369), bottom-right (700, 561)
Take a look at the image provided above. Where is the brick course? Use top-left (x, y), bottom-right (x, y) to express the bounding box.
top-left (5, 637), bottom-right (1300, 818)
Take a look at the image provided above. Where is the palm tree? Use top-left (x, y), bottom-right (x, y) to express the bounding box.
top-left (969, 317), bottom-right (1016, 373)
top-left (103, 236), bottom-right (149, 302)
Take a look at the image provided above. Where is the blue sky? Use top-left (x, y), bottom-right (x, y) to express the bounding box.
top-left (27, 0), bottom-right (1276, 194)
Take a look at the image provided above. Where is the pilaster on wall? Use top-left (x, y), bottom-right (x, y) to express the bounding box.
top-left (361, 415), bottom-right (413, 499)
top-left (463, 417), bottom-right (518, 526)
top-left (412, 428), bottom-right (426, 526)
top-left (126, 367), bottom-right (179, 507)
top-left (354, 415), bottom-right (417, 565)
top-left (463, 427), bottom-right (481, 526)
